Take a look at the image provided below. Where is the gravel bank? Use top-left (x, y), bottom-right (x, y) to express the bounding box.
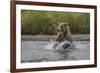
top-left (21, 34), bottom-right (90, 41)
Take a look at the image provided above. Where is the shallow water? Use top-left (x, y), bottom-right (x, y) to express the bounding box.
top-left (21, 41), bottom-right (90, 63)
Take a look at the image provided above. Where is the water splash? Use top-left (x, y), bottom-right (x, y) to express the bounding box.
top-left (44, 39), bottom-right (73, 51)
top-left (21, 40), bottom-right (90, 63)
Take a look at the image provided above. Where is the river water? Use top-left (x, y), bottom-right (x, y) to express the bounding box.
top-left (21, 41), bottom-right (90, 63)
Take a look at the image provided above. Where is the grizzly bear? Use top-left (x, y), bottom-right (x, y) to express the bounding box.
top-left (54, 22), bottom-right (73, 49)
top-left (55, 22), bottom-right (72, 42)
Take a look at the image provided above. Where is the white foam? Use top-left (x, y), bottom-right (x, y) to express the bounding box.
top-left (44, 40), bottom-right (72, 51)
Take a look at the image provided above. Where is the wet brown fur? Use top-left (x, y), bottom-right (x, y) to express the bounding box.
top-left (56, 23), bottom-right (72, 42)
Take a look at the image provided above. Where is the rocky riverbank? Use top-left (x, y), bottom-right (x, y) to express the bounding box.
top-left (21, 34), bottom-right (90, 41)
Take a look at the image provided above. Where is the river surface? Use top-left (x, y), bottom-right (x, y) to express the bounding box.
top-left (21, 41), bottom-right (90, 63)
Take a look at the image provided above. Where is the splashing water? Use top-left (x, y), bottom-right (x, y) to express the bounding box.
top-left (21, 40), bottom-right (90, 63)
top-left (44, 39), bottom-right (73, 50)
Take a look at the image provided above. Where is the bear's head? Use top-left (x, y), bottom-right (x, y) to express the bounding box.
top-left (57, 22), bottom-right (68, 33)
